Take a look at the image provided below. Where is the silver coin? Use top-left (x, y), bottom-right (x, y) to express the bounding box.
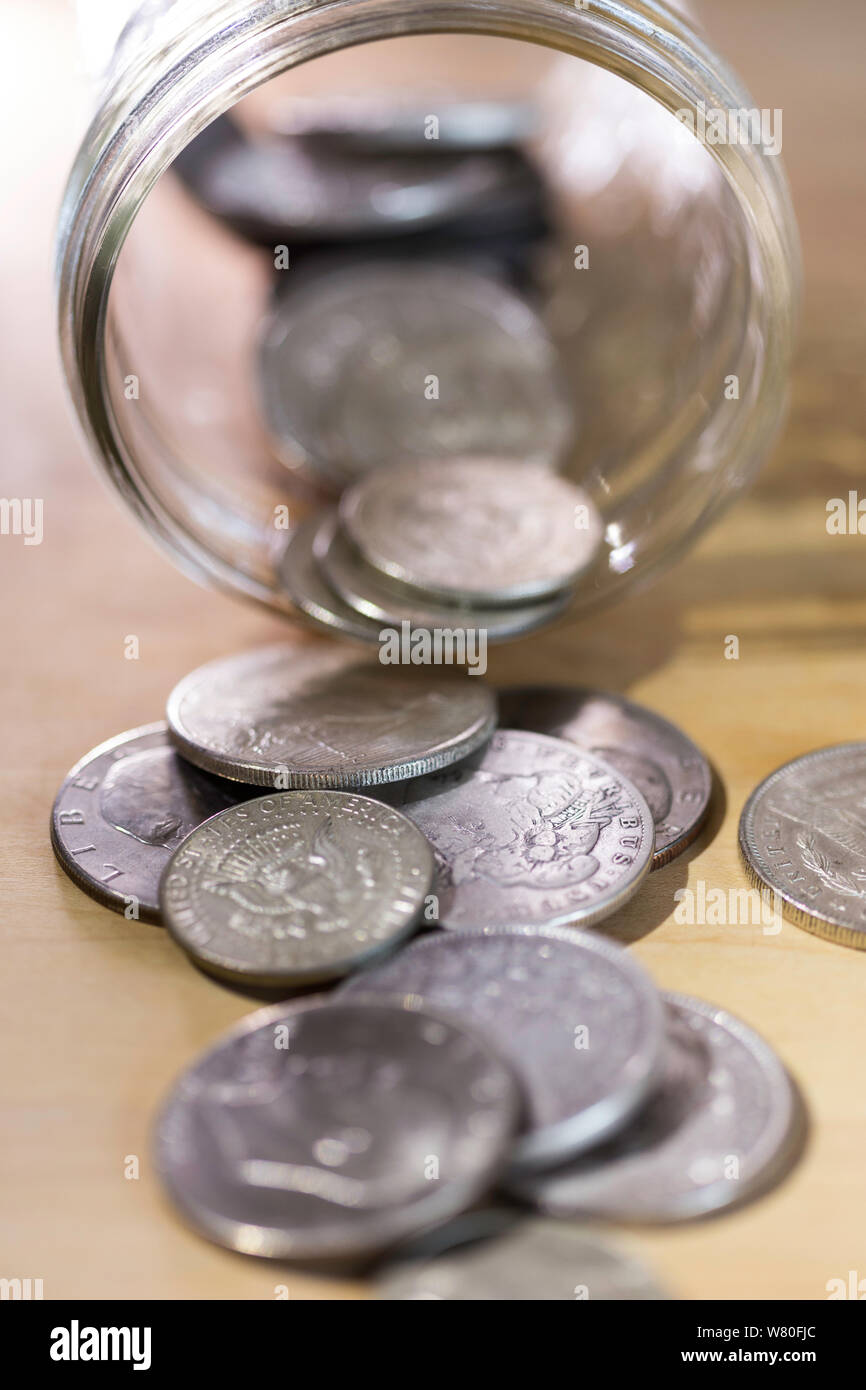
top-left (160, 790), bottom-right (434, 987)
top-left (511, 993), bottom-right (798, 1223)
top-left (274, 97), bottom-right (537, 154)
top-left (258, 261), bottom-right (573, 487)
top-left (153, 995), bottom-right (521, 1264)
top-left (376, 1210), bottom-right (670, 1300)
top-left (341, 925), bottom-right (664, 1171)
top-left (176, 118), bottom-right (532, 245)
top-left (341, 458), bottom-right (603, 607)
top-left (499, 687), bottom-right (712, 869)
top-left (312, 510), bottom-right (573, 642)
top-left (739, 744), bottom-right (866, 950)
top-left (388, 729), bottom-right (654, 931)
top-left (165, 642), bottom-right (497, 788)
top-left (50, 724), bottom-right (246, 923)
top-left (277, 515), bottom-right (383, 645)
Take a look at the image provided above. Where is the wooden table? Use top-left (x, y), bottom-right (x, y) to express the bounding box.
top-left (2, 0), bottom-right (864, 1300)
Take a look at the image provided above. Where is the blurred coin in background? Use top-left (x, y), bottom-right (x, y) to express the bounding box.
top-left (258, 261), bottom-right (573, 486)
top-left (375, 1209), bottom-right (671, 1300)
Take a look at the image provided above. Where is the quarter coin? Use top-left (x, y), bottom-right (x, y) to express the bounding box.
top-left (258, 261), bottom-right (573, 486)
top-left (160, 791), bottom-right (434, 987)
top-left (153, 995), bottom-right (521, 1264)
top-left (390, 729), bottom-right (654, 931)
top-left (341, 925), bottom-right (664, 1171)
top-left (739, 743), bottom-right (866, 949)
top-left (341, 458), bottom-right (602, 606)
top-left (510, 993), bottom-right (798, 1223)
top-left (499, 686), bottom-right (712, 868)
top-left (165, 641), bottom-right (496, 788)
top-left (50, 723), bottom-right (246, 923)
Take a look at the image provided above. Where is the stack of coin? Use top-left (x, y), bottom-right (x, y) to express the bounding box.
top-left (150, 942), bottom-right (800, 1278)
top-left (50, 93), bottom-right (828, 1295)
top-left (172, 103), bottom-right (550, 261)
top-left (50, 645), bottom-right (806, 1289)
top-left (50, 642), bottom-right (496, 982)
top-left (173, 95), bottom-right (601, 645)
top-left (280, 455), bottom-right (602, 644)
top-left (258, 259), bottom-right (573, 491)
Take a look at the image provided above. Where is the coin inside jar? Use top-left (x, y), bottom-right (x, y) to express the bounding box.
top-left (307, 509), bottom-right (573, 641)
top-left (340, 458), bottom-right (603, 607)
top-left (277, 514), bottom-right (385, 645)
top-left (159, 791), bottom-right (435, 987)
top-left (173, 115), bottom-right (539, 247)
top-left (257, 261), bottom-right (573, 486)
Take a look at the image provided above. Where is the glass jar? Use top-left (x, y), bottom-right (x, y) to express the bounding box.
top-left (57, 0), bottom-right (799, 629)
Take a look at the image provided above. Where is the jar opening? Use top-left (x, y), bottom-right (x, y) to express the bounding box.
top-left (58, 4), bottom-right (799, 628)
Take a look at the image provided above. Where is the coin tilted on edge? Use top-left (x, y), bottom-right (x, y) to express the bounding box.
top-left (389, 729), bottom-right (654, 931)
top-left (50, 724), bottom-right (247, 923)
top-left (341, 458), bottom-right (603, 607)
top-left (174, 115), bottom-right (536, 248)
top-left (258, 261), bottom-right (573, 486)
top-left (739, 743), bottom-right (866, 950)
top-left (510, 993), bottom-right (798, 1223)
top-left (375, 1210), bottom-right (670, 1301)
top-left (153, 996), bottom-right (521, 1265)
top-left (165, 642), bottom-right (497, 788)
top-left (499, 686), bottom-right (712, 869)
top-left (160, 791), bottom-right (435, 987)
top-left (278, 517), bottom-right (386, 644)
top-left (311, 510), bottom-right (573, 641)
top-left (274, 97), bottom-right (537, 154)
top-left (342, 926), bottom-right (664, 1172)
top-left (277, 515), bottom-right (384, 645)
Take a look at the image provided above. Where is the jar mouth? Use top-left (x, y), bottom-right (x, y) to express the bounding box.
top-left (57, 0), bottom-right (801, 621)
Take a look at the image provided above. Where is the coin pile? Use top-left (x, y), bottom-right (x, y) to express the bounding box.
top-left (173, 102), bottom-right (549, 257)
top-left (51, 640), bottom-right (805, 1293)
top-left (51, 643), bottom-right (496, 945)
top-left (281, 456), bottom-right (603, 646)
top-left (173, 96), bottom-right (598, 645)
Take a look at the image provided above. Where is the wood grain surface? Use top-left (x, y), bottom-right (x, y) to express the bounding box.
top-left (2, 0), bottom-right (864, 1300)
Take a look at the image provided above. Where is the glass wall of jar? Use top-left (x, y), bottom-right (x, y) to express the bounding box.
top-left (57, 0), bottom-right (800, 635)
